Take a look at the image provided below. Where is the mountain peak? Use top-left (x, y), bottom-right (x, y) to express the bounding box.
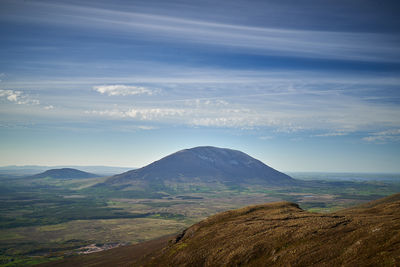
top-left (106, 146), bottom-right (294, 186)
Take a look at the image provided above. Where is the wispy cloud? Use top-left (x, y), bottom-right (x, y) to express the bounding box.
top-left (3, 1), bottom-right (400, 62)
top-left (363, 129), bottom-right (400, 143)
top-left (314, 132), bottom-right (349, 137)
top-left (3, 67), bottom-right (400, 135)
top-left (137, 125), bottom-right (158, 130)
top-left (184, 99), bottom-right (229, 108)
top-left (125, 108), bottom-right (184, 120)
top-left (259, 136), bottom-right (274, 140)
top-left (84, 89), bottom-right (400, 134)
top-left (1, 0), bottom-right (399, 141)
top-left (86, 108), bottom-right (185, 121)
top-left (93, 84), bottom-right (157, 96)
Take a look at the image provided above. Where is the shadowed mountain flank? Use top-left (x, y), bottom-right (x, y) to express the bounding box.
top-left (105, 146), bottom-right (294, 187)
top-left (30, 168), bottom-right (99, 179)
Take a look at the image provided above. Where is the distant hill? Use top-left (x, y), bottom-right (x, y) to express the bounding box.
top-left (30, 168), bottom-right (99, 179)
top-left (0, 165), bottom-right (132, 176)
top-left (41, 193), bottom-right (400, 266)
top-left (105, 146), bottom-right (295, 188)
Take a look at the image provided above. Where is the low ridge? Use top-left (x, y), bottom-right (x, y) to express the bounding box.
top-left (30, 168), bottom-right (98, 179)
top-left (106, 146), bottom-right (294, 187)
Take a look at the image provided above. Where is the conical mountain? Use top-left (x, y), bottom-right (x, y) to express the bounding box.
top-left (106, 146), bottom-right (294, 186)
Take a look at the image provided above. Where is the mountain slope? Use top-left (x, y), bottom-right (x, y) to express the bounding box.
top-left (147, 193), bottom-right (400, 266)
top-left (40, 193), bottom-right (400, 267)
top-left (30, 168), bottom-right (99, 179)
top-left (106, 146), bottom-right (294, 187)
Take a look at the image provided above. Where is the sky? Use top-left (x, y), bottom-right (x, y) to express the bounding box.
top-left (1, 0), bottom-right (400, 172)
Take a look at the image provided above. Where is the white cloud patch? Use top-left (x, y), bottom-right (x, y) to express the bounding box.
top-left (0, 89), bottom-right (21, 102)
top-left (0, 89), bottom-right (40, 105)
top-left (93, 84), bottom-right (157, 96)
top-left (363, 129), bottom-right (400, 143)
top-left (137, 125), bottom-right (158, 130)
top-left (86, 108), bottom-right (185, 121)
top-left (184, 99), bottom-right (229, 108)
top-left (85, 109), bottom-right (125, 117)
top-left (191, 117), bottom-right (248, 128)
top-left (44, 105), bottom-right (54, 110)
top-left (125, 108), bottom-right (184, 120)
top-left (314, 132), bottom-right (349, 137)
top-left (259, 136), bottom-right (274, 140)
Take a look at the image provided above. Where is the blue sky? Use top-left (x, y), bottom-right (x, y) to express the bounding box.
top-left (1, 0), bottom-right (400, 172)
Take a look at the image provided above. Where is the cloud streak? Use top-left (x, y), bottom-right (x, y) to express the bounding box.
top-left (363, 129), bottom-right (400, 143)
top-left (93, 84), bottom-right (157, 96)
top-left (84, 89), bottom-right (400, 134)
top-left (1, 1), bottom-right (400, 146)
top-left (2, 64), bottom-right (400, 137)
top-left (3, 0), bottom-right (400, 62)
top-left (86, 108), bottom-right (185, 121)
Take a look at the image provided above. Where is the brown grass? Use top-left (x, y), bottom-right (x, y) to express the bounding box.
top-left (148, 194), bottom-right (400, 267)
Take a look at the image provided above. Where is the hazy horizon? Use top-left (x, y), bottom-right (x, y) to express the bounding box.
top-left (2, 156), bottom-right (400, 174)
top-left (1, 0), bottom-right (400, 172)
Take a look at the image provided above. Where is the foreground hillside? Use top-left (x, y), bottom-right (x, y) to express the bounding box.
top-left (41, 193), bottom-right (400, 266)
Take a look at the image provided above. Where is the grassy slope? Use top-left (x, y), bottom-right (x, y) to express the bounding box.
top-left (148, 194), bottom-right (400, 267)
